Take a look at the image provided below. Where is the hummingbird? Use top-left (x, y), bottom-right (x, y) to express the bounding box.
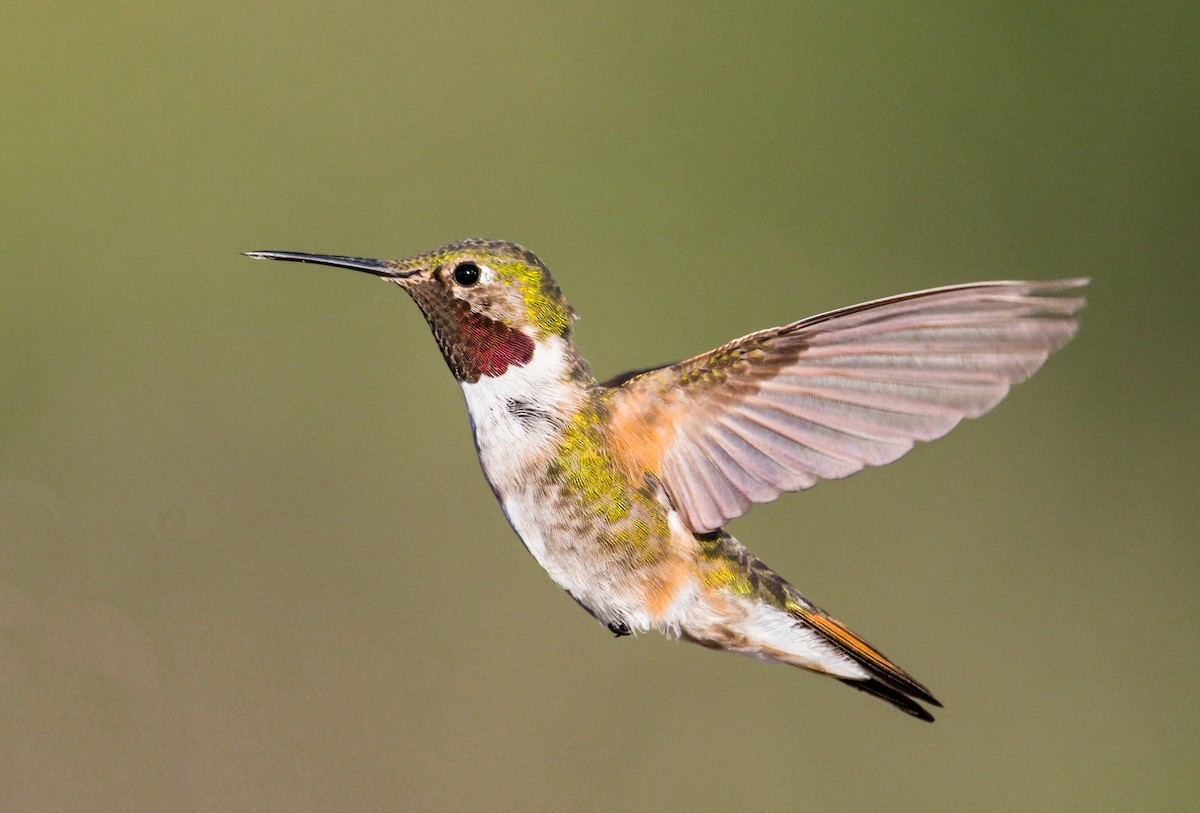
top-left (245, 239), bottom-right (1086, 722)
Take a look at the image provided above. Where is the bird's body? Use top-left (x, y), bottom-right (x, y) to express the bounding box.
top-left (246, 239), bottom-right (1087, 722)
top-left (457, 328), bottom-right (903, 699)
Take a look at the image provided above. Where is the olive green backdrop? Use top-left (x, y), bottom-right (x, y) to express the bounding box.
top-left (3, 3), bottom-right (1197, 811)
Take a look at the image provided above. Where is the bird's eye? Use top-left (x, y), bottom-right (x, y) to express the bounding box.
top-left (452, 263), bottom-right (481, 286)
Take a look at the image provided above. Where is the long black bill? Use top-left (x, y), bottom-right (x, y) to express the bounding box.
top-left (242, 251), bottom-right (414, 278)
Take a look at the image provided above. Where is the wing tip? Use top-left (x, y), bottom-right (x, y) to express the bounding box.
top-left (1047, 276), bottom-right (1090, 289)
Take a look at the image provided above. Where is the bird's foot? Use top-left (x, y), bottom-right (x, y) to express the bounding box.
top-left (607, 621), bottom-right (632, 638)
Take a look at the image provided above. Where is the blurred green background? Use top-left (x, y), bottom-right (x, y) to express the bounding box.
top-left (3, 2), bottom-right (1197, 811)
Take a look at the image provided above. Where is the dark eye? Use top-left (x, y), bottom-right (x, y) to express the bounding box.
top-left (452, 263), bottom-right (480, 286)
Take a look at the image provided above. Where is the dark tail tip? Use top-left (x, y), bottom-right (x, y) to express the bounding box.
top-left (837, 677), bottom-right (938, 723)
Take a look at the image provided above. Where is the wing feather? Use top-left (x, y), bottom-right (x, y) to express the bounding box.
top-left (717, 417), bottom-right (821, 491)
top-left (731, 404), bottom-right (865, 478)
top-left (609, 279), bottom-right (1087, 532)
top-left (705, 427), bottom-right (785, 501)
top-left (735, 399), bottom-right (915, 464)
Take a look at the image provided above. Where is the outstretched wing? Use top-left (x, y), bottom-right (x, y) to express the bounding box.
top-left (607, 279), bottom-right (1088, 533)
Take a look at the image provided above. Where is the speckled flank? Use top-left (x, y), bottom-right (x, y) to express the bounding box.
top-left (553, 402), bottom-right (630, 524)
top-left (546, 395), bottom-right (671, 565)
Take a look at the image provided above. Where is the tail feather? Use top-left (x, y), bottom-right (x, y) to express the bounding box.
top-left (692, 529), bottom-right (940, 720)
top-left (836, 676), bottom-right (936, 722)
top-left (796, 607), bottom-right (941, 721)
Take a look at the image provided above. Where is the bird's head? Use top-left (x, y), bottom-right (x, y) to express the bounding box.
top-left (245, 239), bottom-right (576, 382)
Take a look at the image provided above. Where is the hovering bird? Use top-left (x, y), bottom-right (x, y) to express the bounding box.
top-left (245, 240), bottom-right (1086, 721)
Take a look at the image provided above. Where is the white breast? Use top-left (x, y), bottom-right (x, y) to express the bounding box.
top-left (458, 336), bottom-right (583, 565)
